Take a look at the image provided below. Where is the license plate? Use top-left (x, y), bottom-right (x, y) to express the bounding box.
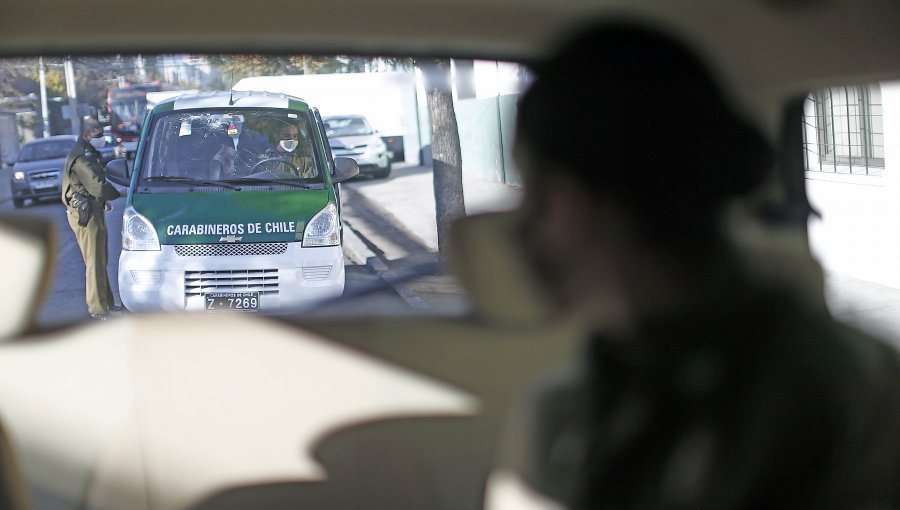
top-left (33, 181), bottom-right (57, 190)
top-left (204, 292), bottom-right (259, 311)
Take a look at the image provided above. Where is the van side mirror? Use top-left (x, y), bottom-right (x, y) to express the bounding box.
top-left (332, 157), bottom-right (359, 183)
top-left (105, 159), bottom-right (130, 186)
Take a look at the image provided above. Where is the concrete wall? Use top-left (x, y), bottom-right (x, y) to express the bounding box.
top-left (806, 81), bottom-right (900, 287)
top-left (499, 94), bottom-right (521, 186)
top-left (417, 60), bottom-right (526, 186)
top-left (452, 93), bottom-right (520, 185)
top-left (454, 97), bottom-right (503, 182)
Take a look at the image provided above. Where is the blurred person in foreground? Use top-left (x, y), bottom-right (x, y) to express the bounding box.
top-left (493, 22), bottom-right (900, 510)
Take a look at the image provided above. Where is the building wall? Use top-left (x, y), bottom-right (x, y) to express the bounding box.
top-left (425, 60), bottom-right (526, 186)
top-left (806, 80), bottom-right (900, 287)
top-left (454, 97), bottom-right (504, 182)
top-left (441, 93), bottom-right (521, 186)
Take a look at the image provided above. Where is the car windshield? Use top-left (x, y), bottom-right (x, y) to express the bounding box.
top-left (324, 117), bottom-right (372, 136)
top-left (17, 140), bottom-right (72, 162)
top-left (139, 109), bottom-right (322, 186)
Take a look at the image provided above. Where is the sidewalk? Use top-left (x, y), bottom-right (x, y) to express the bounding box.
top-left (340, 163), bottom-right (521, 313)
top-left (345, 164), bottom-right (522, 253)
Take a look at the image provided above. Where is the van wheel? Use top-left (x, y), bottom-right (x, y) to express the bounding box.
top-left (12, 198), bottom-right (25, 209)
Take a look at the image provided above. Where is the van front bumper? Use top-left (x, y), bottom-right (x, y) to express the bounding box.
top-left (119, 242), bottom-right (344, 313)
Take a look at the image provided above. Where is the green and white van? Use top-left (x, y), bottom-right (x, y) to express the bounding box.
top-left (111, 91), bottom-right (359, 312)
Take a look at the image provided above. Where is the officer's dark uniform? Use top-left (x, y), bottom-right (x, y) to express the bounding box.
top-left (61, 138), bottom-right (121, 316)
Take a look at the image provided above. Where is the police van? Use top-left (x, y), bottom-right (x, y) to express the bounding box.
top-left (110, 91), bottom-right (359, 312)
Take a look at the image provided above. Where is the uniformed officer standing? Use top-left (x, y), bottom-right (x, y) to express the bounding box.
top-left (61, 117), bottom-right (122, 320)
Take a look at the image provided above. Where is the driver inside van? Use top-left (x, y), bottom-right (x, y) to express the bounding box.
top-left (258, 119), bottom-right (316, 178)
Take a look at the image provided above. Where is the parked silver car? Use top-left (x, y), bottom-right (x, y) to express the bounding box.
top-left (324, 115), bottom-right (392, 178)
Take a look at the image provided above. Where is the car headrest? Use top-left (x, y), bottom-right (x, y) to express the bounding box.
top-left (448, 211), bottom-right (551, 327)
top-left (0, 214), bottom-right (55, 340)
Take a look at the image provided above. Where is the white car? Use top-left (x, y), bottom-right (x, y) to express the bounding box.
top-left (324, 115), bottom-right (392, 178)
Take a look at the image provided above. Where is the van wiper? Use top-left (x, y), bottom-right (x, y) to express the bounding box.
top-left (229, 177), bottom-right (311, 189)
top-left (144, 176), bottom-right (241, 190)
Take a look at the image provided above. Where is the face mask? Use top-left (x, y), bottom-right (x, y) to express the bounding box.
top-left (279, 139), bottom-right (298, 152)
top-left (89, 137), bottom-right (106, 150)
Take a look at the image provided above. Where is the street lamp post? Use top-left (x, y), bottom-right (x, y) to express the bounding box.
top-left (64, 56), bottom-right (80, 135)
top-left (38, 57), bottom-right (50, 138)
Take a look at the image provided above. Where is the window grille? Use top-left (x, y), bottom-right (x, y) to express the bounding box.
top-left (802, 83), bottom-right (884, 175)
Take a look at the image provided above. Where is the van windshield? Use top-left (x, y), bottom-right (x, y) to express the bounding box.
top-left (139, 109), bottom-right (323, 188)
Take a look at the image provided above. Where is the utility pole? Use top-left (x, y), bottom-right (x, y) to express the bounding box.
top-left (135, 54), bottom-right (146, 81)
top-left (38, 57), bottom-right (50, 137)
top-left (64, 56), bottom-right (80, 135)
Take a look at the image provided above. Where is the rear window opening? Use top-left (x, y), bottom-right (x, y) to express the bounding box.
top-left (803, 79), bottom-right (900, 348)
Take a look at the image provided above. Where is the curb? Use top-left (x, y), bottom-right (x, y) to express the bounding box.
top-left (341, 221), bottom-right (375, 265)
top-left (341, 219), bottom-right (430, 311)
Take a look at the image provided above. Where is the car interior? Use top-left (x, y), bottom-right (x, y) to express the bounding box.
top-left (1, 0), bottom-right (900, 509)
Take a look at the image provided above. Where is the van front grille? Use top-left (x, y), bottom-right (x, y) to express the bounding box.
top-left (184, 269), bottom-right (279, 296)
top-left (31, 171), bottom-right (59, 180)
top-left (175, 243), bottom-right (288, 257)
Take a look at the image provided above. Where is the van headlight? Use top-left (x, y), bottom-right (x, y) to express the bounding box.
top-left (13, 171), bottom-right (25, 181)
top-left (122, 206), bottom-right (160, 251)
top-left (303, 203), bottom-right (339, 247)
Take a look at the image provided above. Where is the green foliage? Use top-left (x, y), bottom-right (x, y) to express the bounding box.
top-left (0, 59), bottom-right (40, 97)
top-left (208, 55), bottom-right (413, 82)
top-left (1, 57), bottom-right (139, 108)
top-left (29, 66), bottom-right (67, 97)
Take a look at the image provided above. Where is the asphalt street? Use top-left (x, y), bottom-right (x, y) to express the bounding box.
top-left (0, 171), bottom-right (415, 328)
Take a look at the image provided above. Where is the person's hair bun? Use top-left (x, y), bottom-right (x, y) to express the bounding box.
top-left (517, 21), bottom-right (774, 212)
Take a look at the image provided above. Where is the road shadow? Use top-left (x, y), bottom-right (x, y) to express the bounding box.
top-left (340, 186), bottom-right (432, 262)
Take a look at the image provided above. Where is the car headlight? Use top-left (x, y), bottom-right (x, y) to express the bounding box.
top-left (369, 140), bottom-right (387, 154)
top-left (303, 203), bottom-right (339, 247)
top-left (122, 206), bottom-right (160, 251)
top-left (13, 171), bottom-right (25, 180)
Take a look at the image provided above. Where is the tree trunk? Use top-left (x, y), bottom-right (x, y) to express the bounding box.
top-left (417, 58), bottom-right (466, 260)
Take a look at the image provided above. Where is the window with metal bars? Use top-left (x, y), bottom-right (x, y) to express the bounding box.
top-left (802, 83), bottom-right (885, 175)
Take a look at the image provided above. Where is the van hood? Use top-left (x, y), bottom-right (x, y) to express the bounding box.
top-left (130, 190), bottom-right (331, 245)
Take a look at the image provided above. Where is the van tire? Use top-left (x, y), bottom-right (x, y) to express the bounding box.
top-left (12, 198), bottom-right (24, 209)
